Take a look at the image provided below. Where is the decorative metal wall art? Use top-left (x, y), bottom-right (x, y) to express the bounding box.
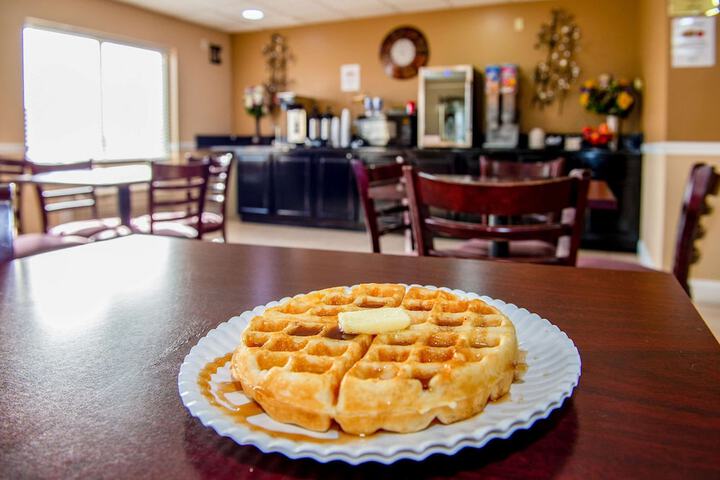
top-left (532, 9), bottom-right (581, 110)
top-left (262, 33), bottom-right (294, 117)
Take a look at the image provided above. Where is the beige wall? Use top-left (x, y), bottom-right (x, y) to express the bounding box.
top-left (639, 0), bottom-right (669, 142)
top-left (642, 151), bottom-right (720, 281)
top-left (639, 0), bottom-right (720, 287)
top-left (0, 0), bottom-right (233, 152)
top-left (666, 15), bottom-right (720, 141)
top-left (231, 0), bottom-right (642, 136)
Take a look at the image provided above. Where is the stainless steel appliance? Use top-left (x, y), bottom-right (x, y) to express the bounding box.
top-left (418, 65), bottom-right (476, 148)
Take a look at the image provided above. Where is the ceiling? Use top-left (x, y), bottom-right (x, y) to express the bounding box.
top-left (115, 0), bottom-right (534, 33)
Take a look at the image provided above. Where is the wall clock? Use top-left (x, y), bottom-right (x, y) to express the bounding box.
top-left (380, 26), bottom-right (429, 79)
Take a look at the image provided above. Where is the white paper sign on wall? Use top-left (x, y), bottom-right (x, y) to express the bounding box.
top-left (672, 16), bottom-right (716, 68)
top-left (340, 64), bottom-right (360, 92)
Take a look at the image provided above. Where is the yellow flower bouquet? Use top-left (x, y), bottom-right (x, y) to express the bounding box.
top-left (579, 75), bottom-right (641, 118)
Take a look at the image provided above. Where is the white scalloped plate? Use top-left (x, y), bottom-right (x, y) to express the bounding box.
top-left (178, 284), bottom-right (581, 464)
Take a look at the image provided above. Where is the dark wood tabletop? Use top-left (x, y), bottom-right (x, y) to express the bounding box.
top-left (1, 236), bottom-right (718, 479)
top-left (434, 175), bottom-right (618, 210)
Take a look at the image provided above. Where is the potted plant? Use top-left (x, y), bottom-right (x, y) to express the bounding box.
top-left (579, 75), bottom-right (641, 150)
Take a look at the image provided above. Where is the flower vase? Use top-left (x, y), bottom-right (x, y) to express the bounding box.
top-left (252, 116), bottom-right (261, 144)
top-left (606, 115), bottom-right (620, 151)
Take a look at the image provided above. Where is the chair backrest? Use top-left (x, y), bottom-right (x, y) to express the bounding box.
top-left (0, 158), bottom-right (27, 233)
top-left (673, 163), bottom-right (719, 294)
top-left (0, 184), bottom-right (16, 261)
top-left (149, 162), bottom-right (210, 239)
top-left (403, 166), bottom-right (591, 265)
top-left (29, 160), bottom-right (96, 233)
top-left (187, 152), bottom-right (233, 218)
top-left (0, 157), bottom-right (26, 176)
top-left (480, 156), bottom-right (565, 179)
top-left (351, 157), bottom-right (407, 253)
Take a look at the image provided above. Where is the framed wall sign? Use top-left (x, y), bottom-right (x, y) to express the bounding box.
top-left (340, 64), bottom-right (360, 92)
top-left (672, 16), bottom-right (716, 67)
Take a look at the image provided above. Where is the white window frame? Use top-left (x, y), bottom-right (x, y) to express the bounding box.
top-left (22, 18), bottom-right (177, 163)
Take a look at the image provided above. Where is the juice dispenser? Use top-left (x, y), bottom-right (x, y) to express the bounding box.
top-left (483, 64), bottom-right (519, 148)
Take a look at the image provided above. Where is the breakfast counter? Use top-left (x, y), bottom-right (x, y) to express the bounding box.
top-left (206, 142), bottom-right (641, 251)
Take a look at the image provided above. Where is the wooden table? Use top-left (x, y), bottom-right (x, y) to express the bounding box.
top-left (434, 175), bottom-right (618, 211)
top-left (13, 164), bottom-right (151, 226)
top-left (586, 179), bottom-right (618, 210)
top-left (1, 236), bottom-right (718, 478)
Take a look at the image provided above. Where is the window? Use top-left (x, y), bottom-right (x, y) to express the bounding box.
top-left (22, 26), bottom-right (168, 163)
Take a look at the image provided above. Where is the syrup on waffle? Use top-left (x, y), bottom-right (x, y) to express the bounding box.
top-left (231, 284), bottom-right (518, 435)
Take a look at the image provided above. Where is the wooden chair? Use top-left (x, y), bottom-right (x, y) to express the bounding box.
top-left (1, 184), bottom-right (88, 261)
top-left (579, 163), bottom-right (719, 295)
top-left (187, 152), bottom-right (233, 241)
top-left (351, 157), bottom-right (412, 253)
top-left (0, 157), bottom-right (26, 233)
top-left (29, 160), bottom-right (121, 238)
top-left (480, 156), bottom-right (568, 241)
top-left (131, 162), bottom-right (210, 239)
top-left (480, 156), bottom-right (565, 179)
top-left (403, 166), bottom-right (591, 265)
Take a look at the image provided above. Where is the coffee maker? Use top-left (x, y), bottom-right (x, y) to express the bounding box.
top-left (277, 92), bottom-right (315, 145)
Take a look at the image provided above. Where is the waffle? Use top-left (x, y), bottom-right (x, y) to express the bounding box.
top-left (231, 284), bottom-right (518, 435)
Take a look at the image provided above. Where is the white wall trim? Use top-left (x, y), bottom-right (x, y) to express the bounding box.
top-left (690, 279), bottom-right (720, 305)
top-left (0, 143), bottom-right (25, 155)
top-left (637, 240), bottom-right (660, 269)
top-left (642, 142), bottom-right (720, 156)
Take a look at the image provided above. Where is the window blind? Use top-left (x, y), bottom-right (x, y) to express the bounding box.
top-left (22, 26), bottom-right (168, 164)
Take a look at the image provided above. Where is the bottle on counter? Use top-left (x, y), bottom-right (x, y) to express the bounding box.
top-left (308, 107), bottom-right (320, 141)
top-left (330, 115), bottom-right (341, 148)
top-left (340, 108), bottom-right (351, 148)
top-left (320, 107), bottom-right (332, 145)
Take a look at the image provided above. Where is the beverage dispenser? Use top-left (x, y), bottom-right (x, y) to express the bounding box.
top-left (483, 64), bottom-right (519, 148)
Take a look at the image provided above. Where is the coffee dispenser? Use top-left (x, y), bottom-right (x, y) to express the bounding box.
top-left (483, 64), bottom-right (519, 148)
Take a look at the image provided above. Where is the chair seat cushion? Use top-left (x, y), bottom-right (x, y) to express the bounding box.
top-left (132, 211), bottom-right (223, 234)
top-left (131, 214), bottom-right (200, 239)
top-left (14, 234), bottom-right (89, 258)
top-left (48, 218), bottom-right (121, 238)
top-left (577, 256), bottom-right (654, 272)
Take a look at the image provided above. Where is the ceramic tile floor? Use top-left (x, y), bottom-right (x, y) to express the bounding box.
top-left (224, 219), bottom-right (720, 343)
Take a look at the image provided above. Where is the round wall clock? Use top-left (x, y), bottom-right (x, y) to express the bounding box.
top-left (380, 26), bottom-right (429, 79)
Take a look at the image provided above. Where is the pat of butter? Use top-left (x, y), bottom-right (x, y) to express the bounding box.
top-left (338, 308), bottom-right (411, 334)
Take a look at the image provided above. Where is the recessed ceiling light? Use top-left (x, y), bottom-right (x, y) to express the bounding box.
top-left (242, 9), bottom-right (264, 20)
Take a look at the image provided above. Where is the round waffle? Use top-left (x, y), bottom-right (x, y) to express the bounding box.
top-left (230, 284), bottom-right (519, 435)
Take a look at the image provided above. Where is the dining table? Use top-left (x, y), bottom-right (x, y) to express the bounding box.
top-left (1, 235), bottom-right (718, 478)
top-left (11, 164), bottom-right (151, 227)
